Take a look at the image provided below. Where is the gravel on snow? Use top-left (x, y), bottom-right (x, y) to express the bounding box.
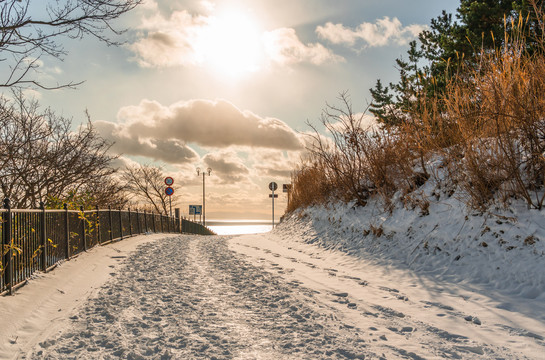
top-left (29, 235), bottom-right (372, 359)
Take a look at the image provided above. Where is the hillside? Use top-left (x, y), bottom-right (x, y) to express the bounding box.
top-left (277, 170), bottom-right (545, 301)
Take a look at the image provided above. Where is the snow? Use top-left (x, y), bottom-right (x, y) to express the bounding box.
top-left (0, 233), bottom-right (170, 359)
top-left (0, 185), bottom-right (544, 359)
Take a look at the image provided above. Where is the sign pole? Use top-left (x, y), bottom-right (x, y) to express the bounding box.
top-left (164, 177), bottom-right (175, 219)
top-left (272, 187), bottom-right (275, 228)
top-left (268, 182), bottom-right (278, 229)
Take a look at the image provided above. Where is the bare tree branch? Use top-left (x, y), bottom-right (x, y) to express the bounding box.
top-left (0, 90), bottom-right (124, 208)
top-left (0, 0), bottom-right (142, 89)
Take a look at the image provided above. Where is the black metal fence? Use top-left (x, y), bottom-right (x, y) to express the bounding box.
top-left (0, 199), bottom-right (214, 295)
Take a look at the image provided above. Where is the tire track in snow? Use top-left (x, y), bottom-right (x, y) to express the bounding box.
top-left (29, 235), bottom-right (374, 359)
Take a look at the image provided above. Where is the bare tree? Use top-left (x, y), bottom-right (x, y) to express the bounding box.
top-left (0, 0), bottom-right (142, 89)
top-left (122, 164), bottom-right (175, 215)
top-left (0, 90), bottom-right (120, 208)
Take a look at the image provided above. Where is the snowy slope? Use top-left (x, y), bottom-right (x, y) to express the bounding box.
top-left (276, 189), bottom-right (545, 302)
top-left (228, 179), bottom-right (545, 358)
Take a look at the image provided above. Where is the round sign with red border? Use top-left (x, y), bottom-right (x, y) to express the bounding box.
top-left (164, 177), bottom-right (174, 186)
top-left (165, 187), bottom-right (174, 196)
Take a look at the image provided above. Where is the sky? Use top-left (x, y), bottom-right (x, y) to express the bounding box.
top-left (2, 0), bottom-right (460, 220)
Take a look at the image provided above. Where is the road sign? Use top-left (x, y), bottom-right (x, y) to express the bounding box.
top-left (164, 177), bottom-right (174, 186)
top-left (283, 184), bottom-right (292, 193)
top-left (269, 194), bottom-right (278, 198)
top-left (269, 182), bottom-right (278, 191)
top-left (165, 187), bottom-right (174, 196)
top-left (189, 205), bottom-right (202, 215)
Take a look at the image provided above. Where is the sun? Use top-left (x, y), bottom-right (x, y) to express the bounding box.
top-left (198, 10), bottom-right (263, 78)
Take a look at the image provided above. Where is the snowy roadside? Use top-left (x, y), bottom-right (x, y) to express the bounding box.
top-left (230, 227), bottom-right (545, 359)
top-left (0, 233), bottom-right (176, 360)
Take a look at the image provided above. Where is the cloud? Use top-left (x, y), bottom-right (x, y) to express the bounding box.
top-left (327, 113), bottom-right (378, 133)
top-left (130, 10), bottom-right (210, 67)
top-left (94, 120), bottom-right (200, 164)
top-left (95, 98), bottom-right (303, 165)
top-left (203, 151), bottom-right (251, 184)
top-left (116, 98), bottom-right (303, 150)
top-left (316, 17), bottom-right (426, 48)
top-left (250, 149), bottom-right (300, 179)
top-left (130, 7), bottom-right (342, 68)
top-left (262, 28), bottom-right (344, 66)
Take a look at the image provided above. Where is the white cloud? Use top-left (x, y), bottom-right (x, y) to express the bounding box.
top-left (316, 17), bottom-right (426, 48)
top-left (249, 149), bottom-right (300, 179)
top-left (115, 98), bottom-right (303, 150)
top-left (262, 28), bottom-right (344, 66)
top-left (328, 113), bottom-right (378, 133)
top-left (95, 98), bottom-right (303, 166)
top-left (130, 10), bottom-right (208, 67)
top-left (203, 150), bottom-right (251, 184)
top-left (94, 120), bottom-right (200, 164)
top-left (129, 7), bottom-right (342, 69)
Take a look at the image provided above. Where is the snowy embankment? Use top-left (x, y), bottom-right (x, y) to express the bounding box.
top-left (229, 194), bottom-right (545, 358)
top-left (277, 190), bottom-right (545, 301)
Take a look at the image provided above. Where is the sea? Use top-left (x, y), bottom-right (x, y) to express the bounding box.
top-left (206, 220), bottom-right (273, 235)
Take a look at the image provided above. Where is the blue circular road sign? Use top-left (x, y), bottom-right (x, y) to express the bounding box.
top-left (165, 187), bottom-right (174, 196)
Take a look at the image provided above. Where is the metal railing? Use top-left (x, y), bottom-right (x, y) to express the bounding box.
top-left (0, 198), bottom-right (214, 295)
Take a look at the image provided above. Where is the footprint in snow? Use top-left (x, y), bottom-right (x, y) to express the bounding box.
top-left (379, 286), bottom-right (399, 293)
top-left (341, 275), bottom-right (362, 281)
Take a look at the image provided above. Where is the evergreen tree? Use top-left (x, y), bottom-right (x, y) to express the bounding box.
top-left (369, 79), bottom-right (396, 126)
top-left (370, 0), bottom-right (544, 127)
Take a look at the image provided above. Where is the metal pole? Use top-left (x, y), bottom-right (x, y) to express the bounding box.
top-left (64, 203), bottom-right (70, 259)
top-left (202, 173), bottom-right (206, 227)
top-left (108, 205), bottom-right (113, 242)
top-left (40, 202), bottom-right (47, 271)
top-left (119, 208), bottom-right (123, 241)
top-left (144, 209), bottom-right (148, 233)
top-left (169, 196), bottom-right (172, 218)
top-left (3, 198), bottom-right (12, 295)
top-left (96, 205), bottom-right (101, 245)
top-left (128, 208), bottom-right (132, 237)
top-left (81, 206), bottom-right (86, 252)
top-left (272, 188), bottom-right (275, 229)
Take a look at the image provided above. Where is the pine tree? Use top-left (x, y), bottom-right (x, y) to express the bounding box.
top-left (369, 79), bottom-right (397, 127)
top-left (372, 0), bottom-right (545, 127)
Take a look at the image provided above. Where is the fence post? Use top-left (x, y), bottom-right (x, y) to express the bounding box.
top-left (64, 204), bottom-right (70, 259)
top-left (3, 198), bottom-right (12, 295)
top-left (136, 208), bottom-right (140, 235)
top-left (143, 210), bottom-right (147, 233)
top-left (128, 208), bottom-right (132, 237)
top-left (160, 214), bottom-right (163, 233)
top-left (40, 202), bottom-right (47, 271)
top-left (96, 205), bottom-right (101, 245)
top-left (119, 208), bottom-right (123, 241)
top-left (108, 205), bottom-right (113, 242)
top-left (152, 212), bottom-right (156, 233)
top-left (80, 206), bottom-right (87, 252)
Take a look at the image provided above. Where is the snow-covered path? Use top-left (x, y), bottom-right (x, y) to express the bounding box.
top-left (1, 231), bottom-right (543, 359)
top-left (230, 232), bottom-right (545, 359)
top-left (21, 235), bottom-right (371, 359)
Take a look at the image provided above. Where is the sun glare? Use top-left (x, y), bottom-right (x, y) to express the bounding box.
top-left (198, 10), bottom-right (263, 78)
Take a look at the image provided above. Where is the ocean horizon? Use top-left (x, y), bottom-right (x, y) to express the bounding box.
top-left (206, 219), bottom-right (275, 235)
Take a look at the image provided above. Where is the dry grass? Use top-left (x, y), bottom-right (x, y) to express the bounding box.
top-left (289, 2), bottom-right (545, 212)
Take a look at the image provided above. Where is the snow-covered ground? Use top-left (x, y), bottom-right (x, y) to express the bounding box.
top-left (1, 190), bottom-right (544, 359)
